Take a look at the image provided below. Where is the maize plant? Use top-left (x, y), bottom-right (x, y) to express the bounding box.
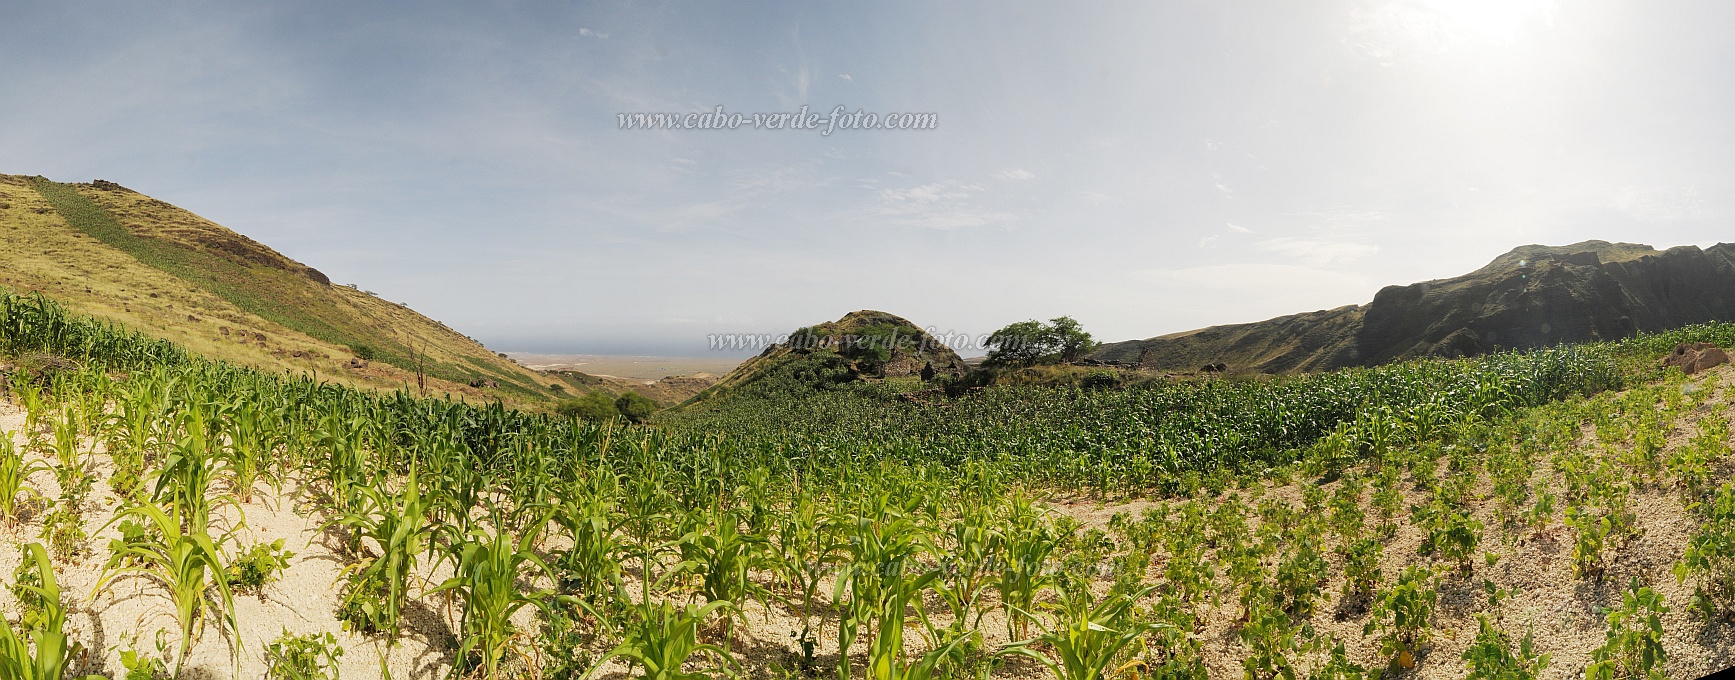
top-left (1001, 583), bottom-right (1164, 680)
top-left (589, 599), bottom-right (741, 680)
top-left (93, 502), bottom-right (239, 677)
top-left (328, 466), bottom-right (433, 639)
top-left (0, 433), bottom-right (47, 525)
top-left (431, 510), bottom-right (557, 679)
top-left (0, 543), bottom-right (105, 680)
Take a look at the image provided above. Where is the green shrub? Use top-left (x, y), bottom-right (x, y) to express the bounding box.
top-left (1585, 579), bottom-right (1667, 680)
top-left (227, 539), bottom-right (293, 594)
top-left (557, 392), bottom-right (620, 421)
top-left (1462, 614), bottom-right (1548, 680)
top-left (615, 392), bottom-right (658, 423)
top-left (264, 629), bottom-right (343, 680)
top-left (1365, 565), bottom-right (1437, 670)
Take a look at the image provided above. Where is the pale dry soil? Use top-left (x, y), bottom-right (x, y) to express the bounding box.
top-left (1055, 364), bottom-right (1735, 679)
top-left (3, 367), bottom-right (1735, 678)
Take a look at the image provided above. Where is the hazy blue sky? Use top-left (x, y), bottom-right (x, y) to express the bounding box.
top-left (3, 1), bottom-right (1732, 355)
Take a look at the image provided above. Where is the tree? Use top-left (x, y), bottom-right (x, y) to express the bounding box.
top-left (1045, 316), bottom-right (1098, 363)
top-left (983, 320), bottom-right (1049, 368)
top-left (983, 316), bottom-right (1097, 368)
top-left (615, 392), bottom-right (658, 423)
top-left (557, 392), bottom-right (619, 421)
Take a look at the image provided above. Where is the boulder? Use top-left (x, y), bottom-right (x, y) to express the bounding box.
top-left (1662, 342), bottom-right (1731, 375)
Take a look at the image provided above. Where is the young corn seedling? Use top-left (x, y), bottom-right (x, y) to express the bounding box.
top-left (431, 510), bottom-right (557, 680)
top-left (994, 504), bottom-right (1058, 641)
top-left (0, 433), bottom-right (47, 525)
top-left (329, 466), bottom-right (433, 639)
top-left (0, 543), bottom-right (105, 680)
top-left (776, 489), bottom-right (846, 671)
top-left (677, 508), bottom-right (769, 648)
top-left (588, 599), bottom-right (741, 680)
top-left (92, 503), bottom-right (239, 678)
top-left (1001, 582), bottom-right (1164, 680)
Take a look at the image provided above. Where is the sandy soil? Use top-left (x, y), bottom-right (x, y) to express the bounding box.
top-left (1, 365), bottom-right (1732, 679)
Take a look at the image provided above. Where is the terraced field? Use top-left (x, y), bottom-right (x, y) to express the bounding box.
top-left (1, 290), bottom-right (1734, 679)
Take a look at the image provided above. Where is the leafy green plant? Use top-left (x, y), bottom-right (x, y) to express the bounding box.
top-left (93, 503), bottom-right (239, 677)
top-left (118, 634), bottom-right (169, 680)
top-left (1677, 479), bottom-right (1735, 616)
top-left (1585, 579), bottom-right (1667, 680)
top-left (0, 543), bottom-right (105, 680)
top-left (263, 629), bottom-right (343, 680)
top-left (1240, 599), bottom-right (1307, 680)
top-left (1565, 506), bottom-right (1612, 581)
top-left (1415, 497), bottom-right (1482, 574)
top-left (1274, 537), bottom-right (1328, 617)
top-left (589, 599), bottom-right (740, 680)
top-left (1001, 583), bottom-right (1163, 680)
top-left (1462, 614), bottom-right (1547, 680)
top-left (1337, 538), bottom-right (1383, 604)
top-left (1364, 565), bottom-right (1436, 671)
top-left (226, 539), bottom-right (293, 594)
top-left (0, 433), bottom-right (46, 525)
top-left (431, 515), bottom-right (556, 679)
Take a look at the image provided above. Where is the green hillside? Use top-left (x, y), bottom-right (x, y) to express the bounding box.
top-left (0, 173), bottom-right (561, 403)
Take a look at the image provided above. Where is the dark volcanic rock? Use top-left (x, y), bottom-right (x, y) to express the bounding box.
top-left (1093, 241), bottom-right (1735, 373)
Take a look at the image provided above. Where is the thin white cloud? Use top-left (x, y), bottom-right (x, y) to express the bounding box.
top-left (838, 73), bottom-right (852, 81)
top-left (994, 168), bottom-right (1034, 181)
top-left (1613, 186), bottom-right (1702, 222)
top-left (1227, 222), bottom-right (1251, 233)
top-left (578, 27), bottom-right (609, 39)
top-left (1256, 237), bottom-right (1380, 266)
top-left (874, 180), bottom-right (1015, 230)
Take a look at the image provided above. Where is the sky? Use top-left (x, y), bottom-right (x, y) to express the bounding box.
top-left (2, 1), bottom-right (1732, 356)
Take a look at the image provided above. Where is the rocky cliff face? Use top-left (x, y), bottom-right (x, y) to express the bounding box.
top-left (1093, 241), bottom-right (1735, 373)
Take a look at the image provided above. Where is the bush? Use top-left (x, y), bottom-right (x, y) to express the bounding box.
top-left (227, 539), bottom-right (294, 594)
top-left (264, 629), bottom-right (343, 680)
top-left (557, 392), bottom-right (620, 421)
top-left (1586, 579), bottom-right (1667, 680)
top-left (349, 344), bottom-right (377, 361)
top-left (615, 392), bottom-right (657, 423)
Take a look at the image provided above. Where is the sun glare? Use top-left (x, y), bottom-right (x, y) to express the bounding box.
top-left (1422, 0), bottom-right (1556, 44)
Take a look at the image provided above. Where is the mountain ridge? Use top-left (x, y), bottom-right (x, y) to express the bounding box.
top-left (1093, 240), bottom-right (1735, 373)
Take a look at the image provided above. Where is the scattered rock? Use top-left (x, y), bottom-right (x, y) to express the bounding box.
top-left (469, 378), bottom-right (500, 389)
top-left (346, 358), bottom-right (367, 369)
top-left (187, 315), bottom-right (200, 323)
top-left (1661, 342), bottom-right (1730, 375)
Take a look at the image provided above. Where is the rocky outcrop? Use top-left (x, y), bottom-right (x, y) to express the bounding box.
top-left (694, 311), bottom-right (969, 402)
top-left (1662, 343), bottom-right (1730, 375)
top-left (1094, 241), bottom-right (1735, 373)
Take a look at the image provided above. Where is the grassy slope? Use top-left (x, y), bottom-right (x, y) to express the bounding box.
top-left (0, 174), bottom-right (563, 405)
